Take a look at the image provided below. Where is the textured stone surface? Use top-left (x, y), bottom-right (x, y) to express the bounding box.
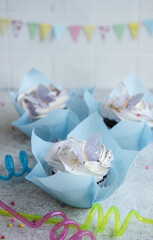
top-left (0, 90), bottom-right (153, 239)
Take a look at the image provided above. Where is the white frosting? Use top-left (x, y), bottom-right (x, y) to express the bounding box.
top-left (17, 84), bottom-right (69, 119)
top-left (45, 135), bottom-right (114, 183)
top-left (102, 82), bottom-right (153, 127)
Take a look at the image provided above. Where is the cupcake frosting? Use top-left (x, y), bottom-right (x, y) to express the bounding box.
top-left (102, 82), bottom-right (153, 127)
top-left (17, 84), bottom-right (69, 119)
top-left (45, 133), bottom-right (114, 183)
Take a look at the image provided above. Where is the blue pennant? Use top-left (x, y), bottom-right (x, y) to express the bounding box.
top-left (53, 25), bottom-right (66, 40)
top-left (144, 20), bottom-right (153, 36)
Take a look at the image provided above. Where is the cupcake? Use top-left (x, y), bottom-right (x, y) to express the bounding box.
top-left (102, 82), bottom-right (153, 128)
top-left (45, 133), bottom-right (114, 183)
top-left (26, 112), bottom-right (138, 208)
top-left (10, 68), bottom-right (96, 138)
top-left (17, 84), bottom-right (69, 120)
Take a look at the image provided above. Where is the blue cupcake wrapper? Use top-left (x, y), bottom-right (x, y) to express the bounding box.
top-left (10, 68), bottom-right (96, 138)
top-left (26, 112), bottom-right (138, 208)
top-left (84, 73), bottom-right (153, 151)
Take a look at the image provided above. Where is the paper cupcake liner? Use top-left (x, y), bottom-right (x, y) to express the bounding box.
top-left (10, 68), bottom-right (96, 138)
top-left (84, 73), bottom-right (153, 151)
top-left (26, 112), bottom-right (138, 208)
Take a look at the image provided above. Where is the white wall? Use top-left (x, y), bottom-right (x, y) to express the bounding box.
top-left (0, 0), bottom-right (153, 90)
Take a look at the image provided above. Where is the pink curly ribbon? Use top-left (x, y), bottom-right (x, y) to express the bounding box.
top-left (0, 200), bottom-right (96, 240)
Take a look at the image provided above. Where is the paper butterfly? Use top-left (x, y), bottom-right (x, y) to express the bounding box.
top-left (71, 133), bottom-right (102, 163)
top-left (113, 82), bottom-right (144, 109)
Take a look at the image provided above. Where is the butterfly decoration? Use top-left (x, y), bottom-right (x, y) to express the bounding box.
top-left (71, 133), bottom-right (101, 163)
top-left (18, 84), bottom-right (68, 119)
top-left (70, 133), bottom-right (113, 169)
top-left (112, 82), bottom-right (144, 110)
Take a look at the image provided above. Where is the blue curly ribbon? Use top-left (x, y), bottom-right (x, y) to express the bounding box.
top-left (0, 151), bottom-right (32, 180)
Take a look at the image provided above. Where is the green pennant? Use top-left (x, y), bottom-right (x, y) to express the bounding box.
top-left (27, 22), bottom-right (39, 39)
top-left (113, 24), bottom-right (126, 40)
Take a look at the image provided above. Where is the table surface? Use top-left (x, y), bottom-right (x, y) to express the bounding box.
top-left (0, 90), bottom-right (153, 240)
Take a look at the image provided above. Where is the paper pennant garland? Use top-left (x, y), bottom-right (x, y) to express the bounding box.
top-left (0, 18), bottom-right (11, 35)
top-left (1, 16), bottom-right (153, 42)
top-left (12, 20), bottom-right (23, 38)
top-left (144, 20), bottom-right (153, 36)
top-left (53, 25), bottom-right (66, 40)
top-left (40, 23), bottom-right (51, 40)
top-left (69, 25), bottom-right (82, 42)
top-left (27, 22), bottom-right (39, 39)
top-left (83, 25), bottom-right (96, 41)
top-left (99, 26), bottom-right (110, 40)
top-left (129, 23), bottom-right (140, 39)
top-left (113, 24), bottom-right (126, 40)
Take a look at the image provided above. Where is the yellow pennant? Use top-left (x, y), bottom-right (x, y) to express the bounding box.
top-left (40, 23), bottom-right (51, 40)
top-left (0, 18), bottom-right (11, 35)
top-left (129, 23), bottom-right (140, 39)
top-left (83, 25), bottom-right (96, 41)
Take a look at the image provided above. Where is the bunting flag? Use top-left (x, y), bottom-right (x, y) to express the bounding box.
top-left (113, 24), bottom-right (126, 40)
top-left (143, 20), bottom-right (153, 36)
top-left (0, 16), bottom-right (153, 42)
top-left (40, 23), bottom-right (51, 40)
top-left (99, 26), bottom-right (110, 40)
top-left (12, 19), bottom-right (23, 37)
top-left (69, 25), bottom-right (82, 42)
top-left (27, 22), bottom-right (39, 39)
top-left (53, 25), bottom-right (66, 40)
top-left (83, 25), bottom-right (96, 41)
top-left (0, 17), bottom-right (11, 35)
top-left (129, 23), bottom-right (140, 39)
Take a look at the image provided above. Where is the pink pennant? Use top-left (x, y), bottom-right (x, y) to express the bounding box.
top-left (0, 100), bottom-right (5, 106)
top-left (69, 25), bottom-right (82, 42)
top-left (99, 26), bottom-right (110, 40)
top-left (12, 19), bottom-right (23, 38)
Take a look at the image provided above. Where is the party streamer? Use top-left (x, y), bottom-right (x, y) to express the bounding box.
top-left (0, 151), bottom-right (31, 180)
top-left (83, 203), bottom-right (153, 236)
top-left (0, 200), bottom-right (96, 240)
top-left (0, 202), bottom-right (153, 237)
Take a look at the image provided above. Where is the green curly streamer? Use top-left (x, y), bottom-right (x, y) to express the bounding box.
top-left (83, 203), bottom-right (153, 236)
top-left (0, 203), bottom-right (153, 237)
